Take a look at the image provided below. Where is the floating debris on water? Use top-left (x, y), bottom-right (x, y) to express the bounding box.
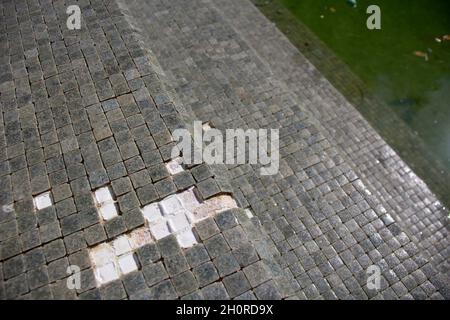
top-left (435, 35), bottom-right (450, 42)
top-left (413, 50), bottom-right (428, 61)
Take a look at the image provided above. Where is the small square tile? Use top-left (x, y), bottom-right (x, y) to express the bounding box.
top-left (172, 271), bottom-right (198, 296)
top-left (204, 234), bottom-right (230, 258)
top-left (173, 171), bottom-right (195, 190)
top-left (147, 279), bottom-right (178, 300)
top-left (168, 212), bottom-right (190, 232)
top-left (123, 209), bottom-right (145, 230)
top-left (122, 271), bottom-right (147, 296)
top-left (84, 224), bottom-right (107, 246)
top-left (213, 252), bottom-right (240, 277)
top-left (166, 158), bottom-right (184, 175)
top-left (118, 253), bottom-right (138, 274)
top-left (194, 217), bottom-right (220, 241)
top-left (142, 261), bottom-right (168, 286)
top-left (95, 262), bottom-right (119, 285)
top-left (142, 203), bottom-right (163, 224)
top-left (104, 217), bottom-right (127, 238)
top-left (196, 178), bottom-right (220, 200)
top-left (176, 229), bottom-right (198, 248)
top-left (136, 243), bottom-right (161, 266)
top-left (34, 192), bottom-right (52, 210)
top-left (254, 280), bottom-right (282, 299)
top-left (164, 253), bottom-right (189, 276)
top-left (137, 184), bottom-right (158, 205)
top-left (100, 280), bottom-right (127, 300)
top-left (155, 178), bottom-right (176, 198)
top-left (157, 234), bottom-right (182, 257)
top-left (214, 209), bottom-right (238, 230)
top-left (178, 188), bottom-right (201, 212)
top-left (90, 243), bottom-right (115, 267)
top-left (112, 236), bottom-right (132, 256)
top-left (185, 244), bottom-right (210, 268)
top-left (243, 261), bottom-right (271, 287)
top-left (150, 221), bottom-right (171, 240)
top-left (193, 261), bottom-right (219, 287)
top-left (94, 187), bottom-right (113, 203)
top-left (159, 195), bottom-right (183, 216)
top-left (201, 282), bottom-right (229, 300)
top-left (43, 239), bottom-right (66, 262)
top-left (223, 271), bottom-right (251, 298)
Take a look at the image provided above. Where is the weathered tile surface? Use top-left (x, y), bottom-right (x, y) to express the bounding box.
top-left (0, 0), bottom-right (448, 300)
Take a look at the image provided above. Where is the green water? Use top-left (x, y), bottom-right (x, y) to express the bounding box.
top-left (280, 0), bottom-right (450, 170)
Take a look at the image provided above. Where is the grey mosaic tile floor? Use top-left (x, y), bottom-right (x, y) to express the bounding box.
top-left (0, 0), bottom-right (448, 300)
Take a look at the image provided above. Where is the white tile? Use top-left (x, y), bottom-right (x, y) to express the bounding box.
top-left (90, 243), bottom-right (115, 267)
top-left (178, 188), bottom-right (201, 212)
top-left (112, 236), bottom-right (132, 256)
top-left (142, 203), bottom-right (162, 225)
top-left (99, 202), bottom-right (118, 220)
top-left (159, 195), bottom-right (183, 216)
top-left (176, 229), bottom-right (197, 248)
top-left (96, 262), bottom-right (119, 284)
top-left (167, 211), bottom-right (190, 232)
top-left (150, 221), bottom-right (171, 240)
top-left (166, 157), bottom-right (184, 175)
top-left (94, 187), bottom-right (113, 204)
top-left (184, 210), bottom-right (196, 224)
top-left (118, 253), bottom-right (138, 274)
top-left (34, 192), bottom-right (52, 210)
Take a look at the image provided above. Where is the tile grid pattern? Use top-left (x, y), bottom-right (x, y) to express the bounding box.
top-left (211, 0), bottom-right (450, 283)
top-left (0, 0), bottom-right (448, 300)
top-left (0, 0), bottom-right (286, 299)
top-left (121, 0), bottom-right (450, 299)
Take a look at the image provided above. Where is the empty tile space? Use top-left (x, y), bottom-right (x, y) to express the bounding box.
top-left (89, 187), bottom-right (239, 287)
top-left (93, 186), bottom-right (118, 221)
top-left (33, 191), bottom-right (52, 210)
top-left (165, 157), bottom-right (184, 175)
top-left (141, 187), bottom-right (238, 248)
top-left (90, 230), bottom-right (151, 286)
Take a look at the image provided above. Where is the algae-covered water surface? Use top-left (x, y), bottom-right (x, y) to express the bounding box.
top-left (280, 0), bottom-right (450, 170)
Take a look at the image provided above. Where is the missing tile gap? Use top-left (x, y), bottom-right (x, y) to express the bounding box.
top-left (90, 227), bottom-right (149, 286)
top-left (33, 191), bottom-right (52, 210)
top-left (93, 186), bottom-right (118, 221)
top-left (165, 157), bottom-right (184, 175)
top-left (89, 190), bottom-right (239, 287)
